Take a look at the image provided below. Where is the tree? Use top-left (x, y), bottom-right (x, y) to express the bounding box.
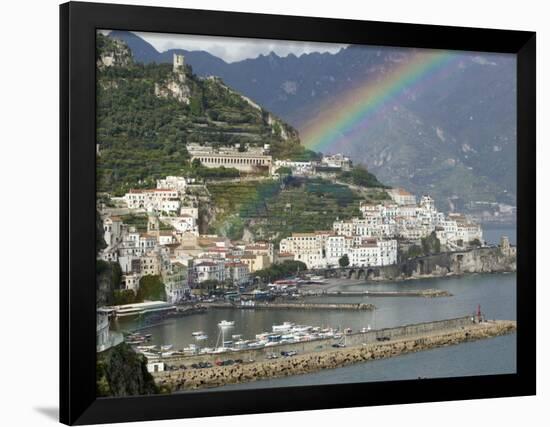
top-left (407, 244), bottom-right (423, 259)
top-left (469, 238), bottom-right (482, 247)
top-left (275, 166), bottom-right (292, 176)
top-left (199, 279), bottom-right (221, 295)
top-left (113, 289), bottom-right (137, 305)
top-left (421, 231), bottom-right (441, 255)
top-left (136, 275), bottom-right (166, 302)
top-left (338, 254), bottom-right (350, 267)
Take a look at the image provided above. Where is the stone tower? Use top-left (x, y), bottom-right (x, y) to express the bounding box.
top-left (147, 212), bottom-right (160, 238)
top-left (173, 53), bottom-right (185, 73)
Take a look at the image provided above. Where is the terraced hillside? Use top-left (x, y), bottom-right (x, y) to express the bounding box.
top-left (207, 178), bottom-right (363, 243)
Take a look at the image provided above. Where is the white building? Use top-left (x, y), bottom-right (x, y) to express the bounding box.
top-left (321, 153), bottom-right (352, 170)
top-left (348, 238), bottom-right (397, 267)
top-left (156, 176), bottom-right (195, 192)
top-left (387, 188), bottom-right (417, 206)
top-left (194, 261), bottom-right (226, 283)
top-left (225, 262), bottom-right (250, 286)
top-left (188, 143), bottom-right (273, 174)
top-left (124, 188), bottom-right (180, 212)
top-left (272, 159), bottom-right (314, 176)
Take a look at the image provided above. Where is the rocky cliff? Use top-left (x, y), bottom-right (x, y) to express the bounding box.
top-left (338, 247), bottom-right (516, 281)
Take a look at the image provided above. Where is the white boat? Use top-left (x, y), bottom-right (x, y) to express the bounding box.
top-left (160, 344), bottom-right (173, 351)
top-left (195, 334), bottom-right (208, 340)
top-left (218, 320), bottom-right (235, 327)
top-left (291, 325), bottom-right (312, 333)
top-left (191, 331), bottom-right (205, 336)
top-left (136, 345), bottom-right (157, 351)
top-left (272, 321), bottom-right (294, 332)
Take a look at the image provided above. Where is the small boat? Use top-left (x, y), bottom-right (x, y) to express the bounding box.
top-left (160, 344), bottom-right (173, 351)
top-left (191, 331), bottom-right (205, 336)
top-left (136, 345), bottom-right (157, 351)
top-left (344, 328), bottom-right (352, 334)
top-left (272, 321), bottom-right (294, 332)
top-left (195, 334), bottom-right (208, 340)
top-left (231, 334), bottom-right (242, 340)
top-left (218, 320), bottom-right (235, 327)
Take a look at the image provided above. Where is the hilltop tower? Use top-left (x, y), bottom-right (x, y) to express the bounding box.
top-left (173, 53), bottom-right (185, 73)
top-left (147, 212), bottom-right (160, 238)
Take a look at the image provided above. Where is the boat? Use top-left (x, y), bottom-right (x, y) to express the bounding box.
top-left (195, 334), bottom-right (208, 340)
top-left (218, 320), bottom-right (235, 327)
top-left (136, 345), bottom-right (157, 351)
top-left (160, 344), bottom-right (173, 351)
top-left (191, 331), bottom-right (205, 336)
top-left (272, 321), bottom-right (294, 332)
top-left (231, 334), bottom-right (242, 340)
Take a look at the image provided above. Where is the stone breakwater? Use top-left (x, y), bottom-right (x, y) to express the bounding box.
top-left (205, 302), bottom-right (376, 311)
top-left (154, 320), bottom-right (516, 391)
top-left (301, 289), bottom-right (452, 298)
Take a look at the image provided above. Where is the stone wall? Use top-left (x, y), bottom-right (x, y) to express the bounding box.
top-left (154, 320), bottom-right (516, 391)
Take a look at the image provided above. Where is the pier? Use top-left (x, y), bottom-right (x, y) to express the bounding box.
top-left (152, 317), bottom-right (516, 390)
top-left (203, 302), bottom-right (376, 311)
top-left (300, 289), bottom-right (452, 298)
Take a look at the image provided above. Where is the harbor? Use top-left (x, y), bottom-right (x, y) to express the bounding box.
top-left (150, 317), bottom-right (516, 391)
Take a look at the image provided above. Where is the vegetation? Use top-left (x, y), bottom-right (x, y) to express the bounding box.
top-left (421, 231), bottom-right (441, 255)
top-left (338, 165), bottom-right (388, 188)
top-left (97, 343), bottom-right (160, 397)
top-left (113, 289), bottom-right (137, 305)
top-left (119, 213), bottom-right (173, 232)
top-left (96, 33), bottom-right (301, 195)
top-left (136, 275), bottom-right (167, 302)
top-left (338, 254), bottom-right (350, 267)
top-left (469, 238), bottom-right (482, 247)
top-left (254, 260), bottom-right (308, 283)
top-left (404, 232), bottom-right (442, 259)
top-left (207, 178), bottom-right (362, 244)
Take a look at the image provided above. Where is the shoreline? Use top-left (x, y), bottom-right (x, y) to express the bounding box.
top-left (313, 270), bottom-right (516, 291)
top-left (153, 319), bottom-right (516, 391)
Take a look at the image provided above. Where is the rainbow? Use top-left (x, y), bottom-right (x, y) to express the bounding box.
top-left (301, 50), bottom-right (459, 153)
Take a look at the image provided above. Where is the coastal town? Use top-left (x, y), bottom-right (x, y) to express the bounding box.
top-left (94, 42), bottom-right (517, 396)
top-left (98, 142), bottom-right (493, 308)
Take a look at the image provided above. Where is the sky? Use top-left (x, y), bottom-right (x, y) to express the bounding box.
top-left (110, 30), bottom-right (347, 63)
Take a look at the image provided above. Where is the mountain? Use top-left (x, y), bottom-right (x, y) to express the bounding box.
top-left (107, 31), bottom-right (517, 211)
top-left (96, 33), bottom-right (309, 196)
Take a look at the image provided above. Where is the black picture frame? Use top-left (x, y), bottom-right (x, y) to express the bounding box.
top-left (60, 1), bottom-right (536, 424)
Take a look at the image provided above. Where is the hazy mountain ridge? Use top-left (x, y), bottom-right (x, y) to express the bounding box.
top-left (107, 31), bottom-right (517, 211)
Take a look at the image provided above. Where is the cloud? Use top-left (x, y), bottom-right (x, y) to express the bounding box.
top-left (131, 31), bottom-right (347, 63)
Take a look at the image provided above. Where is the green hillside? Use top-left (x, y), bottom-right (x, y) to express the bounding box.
top-left (95, 33), bottom-right (313, 195)
top-left (208, 178), bottom-right (363, 243)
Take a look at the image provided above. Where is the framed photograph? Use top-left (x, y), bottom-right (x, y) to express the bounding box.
top-left (60, 1), bottom-right (536, 424)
